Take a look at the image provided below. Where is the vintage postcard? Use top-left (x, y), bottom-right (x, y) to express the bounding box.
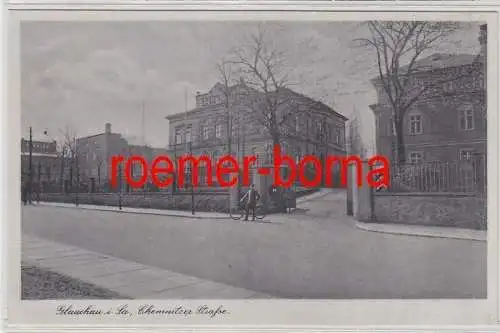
top-left (4, 5), bottom-right (500, 330)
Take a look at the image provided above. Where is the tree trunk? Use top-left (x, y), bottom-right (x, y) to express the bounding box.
top-left (69, 163), bottom-right (73, 191)
top-left (395, 118), bottom-right (406, 165)
top-left (60, 157), bottom-right (65, 192)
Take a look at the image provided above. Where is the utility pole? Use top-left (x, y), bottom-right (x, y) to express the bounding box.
top-left (74, 138), bottom-right (79, 207)
top-left (141, 100), bottom-right (146, 146)
top-left (141, 100), bottom-right (147, 192)
top-left (189, 140), bottom-right (195, 215)
top-left (37, 161), bottom-right (41, 203)
top-left (118, 163), bottom-right (123, 210)
top-left (28, 126), bottom-right (33, 204)
top-left (184, 86), bottom-right (195, 215)
top-left (172, 143), bottom-right (177, 194)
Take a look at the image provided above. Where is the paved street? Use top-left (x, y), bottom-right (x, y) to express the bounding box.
top-left (22, 190), bottom-right (486, 299)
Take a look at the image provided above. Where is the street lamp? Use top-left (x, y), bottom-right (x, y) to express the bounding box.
top-left (189, 140), bottom-right (195, 215)
top-left (118, 163), bottom-right (123, 210)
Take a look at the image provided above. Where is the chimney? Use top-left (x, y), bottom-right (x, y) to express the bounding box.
top-left (105, 123), bottom-right (111, 134)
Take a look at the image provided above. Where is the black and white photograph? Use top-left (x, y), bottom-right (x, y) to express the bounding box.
top-left (17, 16), bottom-right (489, 304)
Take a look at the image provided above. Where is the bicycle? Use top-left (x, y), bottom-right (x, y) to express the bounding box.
top-left (229, 200), bottom-right (267, 221)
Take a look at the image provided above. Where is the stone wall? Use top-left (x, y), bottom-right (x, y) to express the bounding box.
top-left (373, 192), bottom-right (486, 230)
top-left (39, 192), bottom-right (230, 213)
top-left (39, 187), bottom-right (316, 214)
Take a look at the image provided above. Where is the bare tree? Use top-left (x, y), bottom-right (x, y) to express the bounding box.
top-left (216, 58), bottom-right (238, 156)
top-left (357, 21), bottom-right (462, 164)
top-left (347, 112), bottom-right (367, 159)
top-left (61, 126), bottom-right (80, 191)
top-left (229, 27), bottom-right (293, 151)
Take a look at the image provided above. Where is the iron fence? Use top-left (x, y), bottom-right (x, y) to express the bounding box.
top-left (386, 155), bottom-right (486, 194)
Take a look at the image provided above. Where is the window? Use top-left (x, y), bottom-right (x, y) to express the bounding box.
top-left (215, 124), bottom-right (223, 138)
top-left (443, 81), bottom-right (454, 92)
top-left (231, 125), bottom-right (238, 137)
top-left (282, 125), bottom-right (289, 137)
top-left (265, 142), bottom-right (273, 161)
top-left (175, 128), bottom-right (182, 145)
top-left (459, 105), bottom-right (474, 130)
top-left (460, 149), bottom-right (475, 161)
top-left (333, 128), bottom-right (340, 144)
top-left (212, 150), bottom-right (219, 162)
top-left (185, 126), bottom-right (192, 143)
top-left (409, 114), bottom-right (423, 135)
top-left (295, 115), bottom-right (300, 132)
top-left (295, 147), bottom-right (301, 163)
top-left (408, 152), bottom-right (423, 164)
top-left (202, 126), bottom-right (210, 140)
top-left (251, 147), bottom-right (258, 162)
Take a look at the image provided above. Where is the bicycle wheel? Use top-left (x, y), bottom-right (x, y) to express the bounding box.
top-left (255, 205), bottom-right (267, 220)
top-left (229, 206), bottom-right (244, 220)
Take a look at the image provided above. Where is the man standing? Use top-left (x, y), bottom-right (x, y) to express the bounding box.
top-left (240, 184), bottom-right (261, 221)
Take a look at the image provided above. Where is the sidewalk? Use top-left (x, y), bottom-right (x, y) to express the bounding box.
top-left (355, 221), bottom-right (486, 242)
top-left (296, 188), bottom-right (335, 204)
top-left (22, 234), bottom-right (271, 299)
top-left (37, 201), bottom-right (230, 220)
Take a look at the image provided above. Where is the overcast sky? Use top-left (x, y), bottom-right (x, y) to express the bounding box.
top-left (21, 21), bottom-right (482, 148)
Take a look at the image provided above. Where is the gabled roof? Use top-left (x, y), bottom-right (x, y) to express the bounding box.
top-left (279, 87), bottom-right (348, 121)
top-left (166, 83), bottom-right (348, 122)
top-left (371, 53), bottom-right (479, 83)
top-left (400, 53), bottom-right (478, 73)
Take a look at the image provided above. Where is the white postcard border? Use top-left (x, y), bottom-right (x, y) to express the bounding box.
top-left (3, 6), bottom-right (500, 330)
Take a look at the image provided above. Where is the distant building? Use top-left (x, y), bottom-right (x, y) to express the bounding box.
top-left (370, 24), bottom-right (487, 165)
top-left (76, 123), bottom-right (171, 191)
top-left (76, 123), bottom-right (129, 188)
top-left (20, 136), bottom-right (59, 187)
top-left (166, 80), bottom-right (348, 186)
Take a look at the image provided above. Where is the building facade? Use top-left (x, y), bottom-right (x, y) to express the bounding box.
top-left (76, 123), bottom-right (129, 190)
top-left (166, 81), bottom-right (348, 186)
top-left (76, 123), bottom-right (171, 192)
top-left (370, 24), bottom-right (487, 165)
top-left (20, 137), bottom-right (60, 189)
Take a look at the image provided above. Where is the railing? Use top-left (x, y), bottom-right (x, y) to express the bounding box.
top-left (386, 156), bottom-right (486, 194)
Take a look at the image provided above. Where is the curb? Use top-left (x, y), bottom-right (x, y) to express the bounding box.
top-left (355, 221), bottom-right (486, 242)
top-left (34, 203), bottom-right (231, 220)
